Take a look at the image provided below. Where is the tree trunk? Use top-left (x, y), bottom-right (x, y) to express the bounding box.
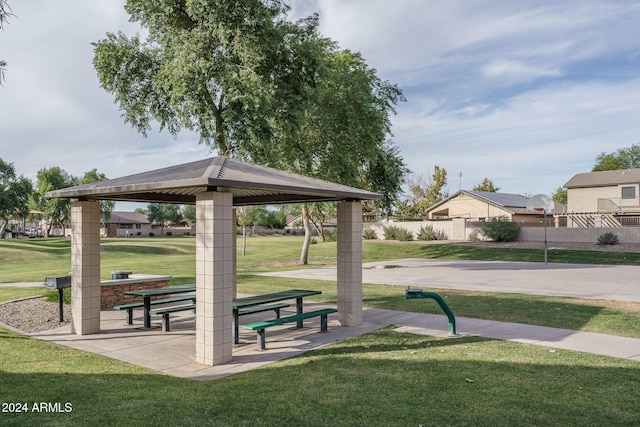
top-left (242, 224), bottom-right (247, 256)
top-left (299, 203), bottom-right (312, 265)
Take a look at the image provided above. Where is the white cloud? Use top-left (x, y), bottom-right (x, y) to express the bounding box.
top-left (2, 0), bottom-right (640, 204)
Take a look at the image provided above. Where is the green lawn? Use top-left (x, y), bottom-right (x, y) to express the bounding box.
top-left (1, 237), bottom-right (640, 426)
top-left (1, 325), bottom-right (638, 426)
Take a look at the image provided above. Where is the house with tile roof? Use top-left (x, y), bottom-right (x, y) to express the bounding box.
top-left (426, 190), bottom-right (565, 223)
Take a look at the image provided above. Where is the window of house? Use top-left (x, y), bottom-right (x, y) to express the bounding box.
top-left (621, 186), bottom-right (636, 199)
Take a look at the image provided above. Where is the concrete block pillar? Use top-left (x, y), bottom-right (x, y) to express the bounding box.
top-left (70, 201), bottom-right (101, 335)
top-left (337, 201), bottom-right (363, 326)
top-left (195, 191), bottom-right (234, 366)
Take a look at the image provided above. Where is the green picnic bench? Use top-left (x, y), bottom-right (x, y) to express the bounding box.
top-left (243, 308), bottom-right (338, 351)
top-left (114, 295), bottom-right (196, 325)
top-left (150, 304), bottom-right (196, 332)
top-left (150, 302), bottom-right (289, 333)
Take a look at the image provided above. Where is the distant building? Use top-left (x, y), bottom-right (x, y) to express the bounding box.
top-left (426, 190), bottom-right (565, 224)
top-left (564, 169), bottom-right (640, 227)
top-left (105, 212), bottom-right (151, 237)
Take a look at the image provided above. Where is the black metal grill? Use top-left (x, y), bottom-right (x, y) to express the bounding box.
top-left (44, 276), bottom-right (71, 322)
top-left (44, 276), bottom-right (71, 289)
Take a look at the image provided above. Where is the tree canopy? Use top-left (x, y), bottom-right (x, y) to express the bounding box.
top-left (0, 158), bottom-right (33, 236)
top-left (94, 1), bottom-right (408, 263)
top-left (93, 0), bottom-right (321, 158)
top-left (147, 203), bottom-right (182, 235)
top-left (81, 169), bottom-right (116, 223)
top-left (30, 167), bottom-right (75, 235)
top-left (472, 178), bottom-right (500, 192)
top-left (593, 143), bottom-right (640, 171)
top-left (397, 167), bottom-right (449, 218)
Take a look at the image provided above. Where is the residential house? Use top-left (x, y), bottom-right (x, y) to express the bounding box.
top-left (564, 169), bottom-right (640, 227)
top-left (105, 211), bottom-right (151, 237)
top-left (426, 190), bottom-right (565, 224)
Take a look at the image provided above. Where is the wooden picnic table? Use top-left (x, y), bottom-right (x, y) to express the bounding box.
top-left (232, 289), bottom-right (322, 344)
top-left (124, 285), bottom-right (196, 328)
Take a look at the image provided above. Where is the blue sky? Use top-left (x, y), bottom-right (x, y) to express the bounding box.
top-left (2, 0), bottom-right (640, 208)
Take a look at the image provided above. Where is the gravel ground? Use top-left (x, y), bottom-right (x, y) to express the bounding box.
top-left (0, 297), bottom-right (71, 333)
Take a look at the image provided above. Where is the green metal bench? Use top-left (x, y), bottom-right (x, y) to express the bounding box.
top-left (243, 308), bottom-right (338, 351)
top-left (149, 304), bottom-right (196, 332)
top-left (114, 295), bottom-right (196, 325)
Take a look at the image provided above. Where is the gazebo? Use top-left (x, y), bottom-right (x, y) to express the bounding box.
top-left (46, 156), bottom-right (380, 366)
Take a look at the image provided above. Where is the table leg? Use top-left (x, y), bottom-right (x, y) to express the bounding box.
top-left (296, 297), bottom-right (303, 328)
top-left (144, 297), bottom-right (151, 328)
top-left (233, 310), bottom-right (239, 344)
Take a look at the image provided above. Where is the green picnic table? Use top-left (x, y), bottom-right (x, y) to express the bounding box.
top-left (232, 289), bottom-right (322, 344)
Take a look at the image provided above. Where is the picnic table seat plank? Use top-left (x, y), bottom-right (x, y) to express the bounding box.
top-left (243, 308), bottom-right (338, 351)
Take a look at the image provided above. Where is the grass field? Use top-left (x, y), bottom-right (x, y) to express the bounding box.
top-left (1, 237), bottom-right (639, 426)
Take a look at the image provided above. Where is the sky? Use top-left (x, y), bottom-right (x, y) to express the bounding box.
top-left (2, 0), bottom-right (640, 210)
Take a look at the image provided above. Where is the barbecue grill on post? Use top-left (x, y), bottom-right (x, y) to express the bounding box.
top-left (44, 276), bottom-right (71, 322)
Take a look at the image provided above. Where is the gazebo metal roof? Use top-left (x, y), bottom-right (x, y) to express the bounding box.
top-left (45, 156), bottom-right (381, 205)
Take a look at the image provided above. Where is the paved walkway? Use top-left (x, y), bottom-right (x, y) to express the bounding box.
top-left (262, 258), bottom-right (640, 302)
top-left (3, 259), bottom-right (640, 380)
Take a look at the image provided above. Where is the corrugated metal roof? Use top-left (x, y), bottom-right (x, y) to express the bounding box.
top-left (45, 157), bottom-right (381, 205)
top-left (564, 169), bottom-right (640, 188)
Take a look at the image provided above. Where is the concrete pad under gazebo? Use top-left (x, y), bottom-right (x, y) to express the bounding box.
top-left (46, 156), bottom-right (380, 366)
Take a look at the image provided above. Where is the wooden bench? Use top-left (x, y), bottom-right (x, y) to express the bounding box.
top-left (149, 304), bottom-right (196, 332)
top-left (243, 308), bottom-right (338, 351)
top-left (114, 295), bottom-right (196, 325)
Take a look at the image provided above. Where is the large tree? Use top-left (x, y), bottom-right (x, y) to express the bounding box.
top-left (473, 178), bottom-right (500, 192)
top-left (266, 47), bottom-right (406, 263)
top-left (92, 0), bottom-right (321, 158)
top-left (94, 2), bottom-right (408, 264)
top-left (593, 143), bottom-right (640, 171)
top-left (0, 158), bottom-right (33, 236)
top-left (31, 167), bottom-right (75, 236)
top-left (398, 167), bottom-right (449, 219)
top-left (146, 203), bottom-right (182, 236)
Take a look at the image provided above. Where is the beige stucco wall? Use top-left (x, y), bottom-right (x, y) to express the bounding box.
top-left (568, 184), bottom-right (640, 213)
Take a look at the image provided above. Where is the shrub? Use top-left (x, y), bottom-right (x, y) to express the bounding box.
top-left (362, 228), bottom-right (377, 240)
top-left (148, 232), bottom-right (155, 237)
top-left (481, 217), bottom-right (519, 242)
top-left (417, 225), bottom-right (438, 241)
top-left (166, 231), bottom-right (172, 236)
top-left (310, 237), bottom-right (318, 245)
top-left (395, 228), bottom-right (413, 241)
top-left (597, 232), bottom-right (619, 245)
top-left (383, 225), bottom-right (413, 241)
top-left (323, 230), bottom-right (337, 242)
top-left (183, 231), bottom-right (190, 236)
top-left (468, 229), bottom-right (482, 242)
top-left (383, 225), bottom-right (401, 240)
